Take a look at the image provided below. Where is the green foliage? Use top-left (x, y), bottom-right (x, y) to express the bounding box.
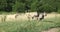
top-left (0, 0), bottom-right (60, 13)
top-left (13, 1), bottom-right (25, 12)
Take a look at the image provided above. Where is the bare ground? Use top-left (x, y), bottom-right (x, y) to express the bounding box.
top-left (42, 28), bottom-right (60, 32)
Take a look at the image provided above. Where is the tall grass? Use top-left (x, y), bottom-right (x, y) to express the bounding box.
top-left (0, 16), bottom-right (60, 32)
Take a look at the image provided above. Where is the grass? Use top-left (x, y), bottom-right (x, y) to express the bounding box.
top-left (0, 14), bottom-right (60, 32)
top-left (0, 12), bottom-right (16, 15)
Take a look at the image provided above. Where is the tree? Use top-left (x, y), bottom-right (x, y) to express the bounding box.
top-left (5, 0), bottom-right (15, 12)
top-left (0, 0), bottom-right (7, 11)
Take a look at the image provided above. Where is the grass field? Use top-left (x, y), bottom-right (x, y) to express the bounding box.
top-left (0, 13), bottom-right (60, 32)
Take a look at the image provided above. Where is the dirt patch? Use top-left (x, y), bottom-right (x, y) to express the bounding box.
top-left (42, 28), bottom-right (60, 32)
